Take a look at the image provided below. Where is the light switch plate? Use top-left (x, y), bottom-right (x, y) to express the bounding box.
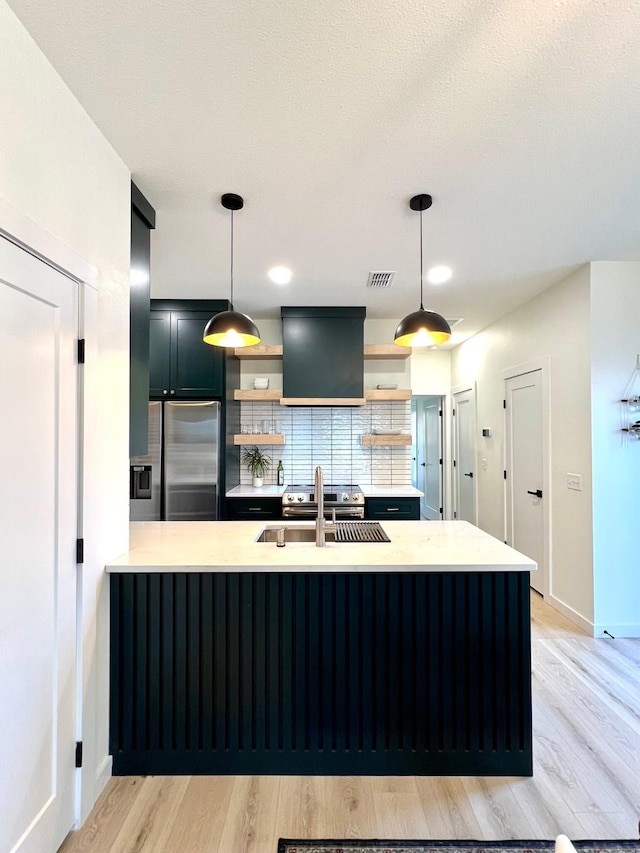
top-left (567, 473), bottom-right (582, 491)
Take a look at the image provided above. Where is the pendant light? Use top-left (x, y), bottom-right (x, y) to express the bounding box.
top-left (394, 194), bottom-right (451, 348)
top-left (203, 193), bottom-right (261, 348)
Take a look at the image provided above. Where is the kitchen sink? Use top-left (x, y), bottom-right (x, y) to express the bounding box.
top-left (256, 525), bottom-right (336, 543)
top-left (256, 522), bottom-right (390, 543)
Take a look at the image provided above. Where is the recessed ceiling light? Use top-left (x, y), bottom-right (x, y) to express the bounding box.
top-left (268, 266), bottom-right (292, 285)
top-left (426, 265), bottom-right (452, 285)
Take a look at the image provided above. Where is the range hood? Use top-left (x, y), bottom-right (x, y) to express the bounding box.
top-left (281, 306), bottom-right (366, 405)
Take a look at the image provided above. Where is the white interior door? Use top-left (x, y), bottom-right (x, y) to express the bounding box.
top-left (505, 370), bottom-right (546, 594)
top-left (0, 236), bottom-right (78, 852)
top-left (413, 400), bottom-right (426, 510)
top-left (413, 396), bottom-right (443, 520)
top-left (453, 388), bottom-right (476, 523)
top-left (423, 398), bottom-right (442, 519)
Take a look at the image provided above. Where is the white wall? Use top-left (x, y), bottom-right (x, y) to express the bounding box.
top-left (451, 266), bottom-right (594, 629)
top-left (0, 0), bottom-right (130, 822)
top-left (590, 262), bottom-right (640, 636)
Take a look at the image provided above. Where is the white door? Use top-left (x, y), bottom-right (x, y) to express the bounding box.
top-left (0, 236), bottom-right (78, 852)
top-left (453, 388), bottom-right (476, 523)
top-left (413, 396), bottom-right (443, 520)
top-left (423, 399), bottom-right (442, 519)
top-left (505, 370), bottom-right (545, 594)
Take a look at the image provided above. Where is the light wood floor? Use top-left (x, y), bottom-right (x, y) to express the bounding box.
top-left (59, 593), bottom-right (640, 852)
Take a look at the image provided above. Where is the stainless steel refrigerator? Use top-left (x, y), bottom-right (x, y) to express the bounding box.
top-left (130, 400), bottom-right (220, 521)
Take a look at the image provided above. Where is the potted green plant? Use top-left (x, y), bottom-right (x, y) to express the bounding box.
top-left (241, 446), bottom-right (272, 488)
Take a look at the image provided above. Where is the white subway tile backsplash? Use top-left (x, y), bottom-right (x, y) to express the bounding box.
top-left (238, 400), bottom-right (412, 486)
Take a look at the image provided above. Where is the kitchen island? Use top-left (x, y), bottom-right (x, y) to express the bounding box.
top-left (107, 521), bottom-right (535, 777)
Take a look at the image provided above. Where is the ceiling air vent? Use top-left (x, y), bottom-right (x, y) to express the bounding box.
top-left (367, 271), bottom-right (395, 288)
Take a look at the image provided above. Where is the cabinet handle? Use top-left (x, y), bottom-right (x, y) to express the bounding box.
top-left (248, 507), bottom-right (262, 511)
top-left (162, 389), bottom-right (168, 395)
top-left (386, 507), bottom-right (400, 512)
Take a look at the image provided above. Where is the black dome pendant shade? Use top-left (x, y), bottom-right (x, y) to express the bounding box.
top-left (394, 194), bottom-right (451, 348)
top-left (203, 193), bottom-right (261, 348)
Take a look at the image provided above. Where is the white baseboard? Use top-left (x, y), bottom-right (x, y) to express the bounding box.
top-left (592, 623), bottom-right (640, 638)
top-left (548, 593), bottom-right (640, 638)
top-left (95, 754), bottom-right (112, 798)
top-left (547, 593), bottom-right (594, 635)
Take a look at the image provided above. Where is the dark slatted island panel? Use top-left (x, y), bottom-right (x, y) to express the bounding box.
top-left (109, 571), bottom-right (532, 776)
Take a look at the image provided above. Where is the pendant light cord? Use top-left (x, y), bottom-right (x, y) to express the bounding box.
top-left (229, 209), bottom-right (234, 310)
top-left (419, 207), bottom-right (424, 310)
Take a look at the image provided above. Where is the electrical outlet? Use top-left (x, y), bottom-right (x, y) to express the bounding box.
top-left (481, 458), bottom-right (488, 470)
top-left (567, 473), bottom-right (582, 491)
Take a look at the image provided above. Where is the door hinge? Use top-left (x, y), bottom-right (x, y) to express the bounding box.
top-left (77, 339), bottom-right (86, 364)
top-left (453, 511), bottom-right (457, 519)
top-left (439, 409), bottom-right (442, 417)
top-left (503, 399), bottom-right (506, 409)
top-left (439, 507), bottom-right (443, 514)
top-left (504, 470), bottom-right (507, 480)
top-left (439, 458), bottom-right (443, 465)
top-left (76, 538), bottom-right (84, 564)
top-left (452, 408), bottom-right (456, 416)
top-left (453, 459), bottom-right (457, 467)
top-left (75, 741), bottom-right (83, 768)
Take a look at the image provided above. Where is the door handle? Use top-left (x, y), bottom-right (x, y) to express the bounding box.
top-left (421, 462), bottom-right (426, 467)
top-left (527, 489), bottom-right (543, 498)
top-left (464, 472), bottom-right (473, 478)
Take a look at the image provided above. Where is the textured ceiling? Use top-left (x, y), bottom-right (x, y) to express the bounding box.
top-left (7, 0), bottom-right (640, 342)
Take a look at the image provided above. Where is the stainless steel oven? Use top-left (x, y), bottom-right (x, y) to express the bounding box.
top-left (282, 484), bottom-right (365, 519)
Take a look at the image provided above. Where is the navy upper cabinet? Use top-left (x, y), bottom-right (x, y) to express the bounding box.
top-left (129, 183), bottom-right (156, 457)
top-left (149, 300), bottom-right (230, 398)
top-left (281, 306), bottom-right (366, 400)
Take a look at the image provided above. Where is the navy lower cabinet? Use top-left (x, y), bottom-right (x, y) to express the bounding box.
top-left (226, 497), bottom-right (282, 520)
top-left (365, 497), bottom-right (420, 520)
top-left (110, 571), bottom-right (532, 776)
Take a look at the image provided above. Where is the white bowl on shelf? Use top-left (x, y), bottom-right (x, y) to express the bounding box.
top-left (253, 378), bottom-right (269, 389)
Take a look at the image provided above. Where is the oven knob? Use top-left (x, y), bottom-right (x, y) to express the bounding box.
top-left (287, 495), bottom-right (294, 502)
top-left (343, 495), bottom-right (349, 501)
top-left (353, 494), bottom-right (360, 501)
top-left (297, 496), bottom-right (304, 502)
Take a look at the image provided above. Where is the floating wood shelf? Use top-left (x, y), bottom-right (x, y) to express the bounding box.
top-left (363, 344), bottom-right (411, 360)
top-left (280, 397), bottom-right (367, 407)
top-left (233, 434), bottom-right (285, 445)
top-left (234, 345), bottom-right (283, 359)
top-left (234, 389), bottom-right (282, 401)
top-left (235, 344), bottom-right (411, 360)
top-left (361, 434), bottom-right (412, 446)
top-left (235, 388), bottom-right (410, 403)
top-left (365, 389), bottom-right (412, 401)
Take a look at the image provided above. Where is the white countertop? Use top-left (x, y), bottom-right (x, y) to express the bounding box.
top-left (360, 485), bottom-right (423, 498)
top-left (226, 485), bottom-right (286, 497)
top-left (225, 484), bottom-right (423, 498)
top-left (106, 520), bottom-right (536, 574)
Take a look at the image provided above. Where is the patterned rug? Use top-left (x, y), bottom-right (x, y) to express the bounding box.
top-left (277, 841), bottom-right (640, 853)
